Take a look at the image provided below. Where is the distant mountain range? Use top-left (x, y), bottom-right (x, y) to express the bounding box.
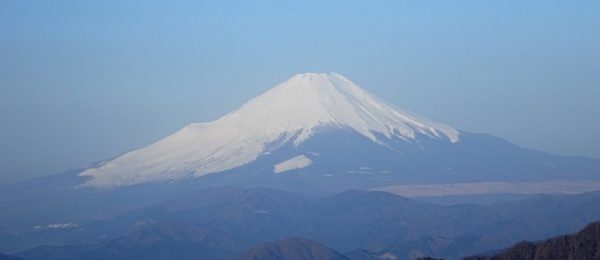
top-left (13, 221), bottom-right (239, 260)
top-left (4, 186), bottom-right (600, 260)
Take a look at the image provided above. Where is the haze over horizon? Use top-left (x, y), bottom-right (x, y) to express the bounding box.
top-left (1, 1), bottom-right (600, 182)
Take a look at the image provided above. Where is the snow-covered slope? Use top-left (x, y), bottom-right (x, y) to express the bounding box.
top-left (80, 73), bottom-right (459, 187)
top-left (274, 155), bottom-right (313, 174)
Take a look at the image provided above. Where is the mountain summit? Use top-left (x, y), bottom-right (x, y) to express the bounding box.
top-left (80, 73), bottom-right (459, 187)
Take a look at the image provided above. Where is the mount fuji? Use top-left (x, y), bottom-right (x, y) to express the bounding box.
top-left (81, 73), bottom-right (459, 187)
top-left (76, 72), bottom-right (599, 190)
top-left (2, 72), bottom-right (600, 250)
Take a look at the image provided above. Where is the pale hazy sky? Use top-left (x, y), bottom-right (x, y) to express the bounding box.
top-left (1, 1), bottom-right (599, 182)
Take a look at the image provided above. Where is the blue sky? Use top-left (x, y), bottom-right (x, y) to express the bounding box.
top-left (1, 1), bottom-right (599, 182)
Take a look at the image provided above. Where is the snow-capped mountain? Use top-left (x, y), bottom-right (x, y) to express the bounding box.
top-left (77, 72), bottom-right (600, 190)
top-left (80, 73), bottom-right (460, 187)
